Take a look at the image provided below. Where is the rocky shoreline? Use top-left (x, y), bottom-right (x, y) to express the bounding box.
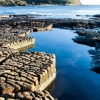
top-left (0, 14), bottom-right (57, 100)
top-left (1, 13), bottom-right (100, 99)
top-left (0, 52), bottom-right (56, 100)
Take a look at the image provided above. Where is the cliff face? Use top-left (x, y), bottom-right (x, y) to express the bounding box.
top-left (0, 0), bottom-right (81, 6)
top-left (71, 0), bottom-right (81, 5)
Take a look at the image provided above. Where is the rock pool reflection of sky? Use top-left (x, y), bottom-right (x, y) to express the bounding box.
top-left (27, 28), bottom-right (100, 100)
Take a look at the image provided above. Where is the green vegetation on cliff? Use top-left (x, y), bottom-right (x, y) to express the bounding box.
top-left (0, 0), bottom-right (81, 6)
top-left (28, 0), bottom-right (73, 4)
top-left (23, 0), bottom-right (81, 5)
top-left (0, 0), bottom-right (28, 6)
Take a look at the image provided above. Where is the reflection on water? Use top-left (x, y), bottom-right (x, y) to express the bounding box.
top-left (73, 34), bottom-right (100, 73)
top-left (18, 44), bottom-right (35, 52)
top-left (45, 80), bottom-right (55, 93)
top-left (27, 28), bottom-right (100, 100)
top-left (89, 49), bottom-right (100, 74)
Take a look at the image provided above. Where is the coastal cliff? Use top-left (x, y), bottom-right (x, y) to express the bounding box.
top-left (0, 0), bottom-right (81, 6)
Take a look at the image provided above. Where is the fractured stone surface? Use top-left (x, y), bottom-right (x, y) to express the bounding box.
top-left (0, 90), bottom-right (56, 100)
top-left (0, 47), bottom-right (18, 63)
top-left (0, 14), bottom-right (56, 100)
top-left (0, 52), bottom-right (56, 100)
top-left (0, 36), bottom-right (35, 50)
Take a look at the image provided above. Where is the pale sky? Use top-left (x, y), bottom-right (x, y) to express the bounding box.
top-left (80, 0), bottom-right (100, 5)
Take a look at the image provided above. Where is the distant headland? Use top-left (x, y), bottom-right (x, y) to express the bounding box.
top-left (0, 0), bottom-right (81, 6)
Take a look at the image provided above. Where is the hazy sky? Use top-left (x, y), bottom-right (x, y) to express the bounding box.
top-left (80, 0), bottom-right (100, 5)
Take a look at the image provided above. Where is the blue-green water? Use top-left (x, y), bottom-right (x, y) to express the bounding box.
top-left (27, 28), bottom-right (100, 100)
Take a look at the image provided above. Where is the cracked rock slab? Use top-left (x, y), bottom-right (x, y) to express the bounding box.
top-left (0, 52), bottom-right (56, 96)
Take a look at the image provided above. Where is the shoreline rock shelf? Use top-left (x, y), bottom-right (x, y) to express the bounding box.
top-left (0, 13), bottom-right (100, 99)
top-left (73, 28), bottom-right (100, 47)
top-left (0, 14), bottom-right (57, 100)
top-left (0, 36), bottom-right (35, 50)
top-left (0, 52), bottom-right (56, 100)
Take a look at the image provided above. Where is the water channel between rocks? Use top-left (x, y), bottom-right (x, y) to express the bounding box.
top-left (27, 28), bottom-right (100, 100)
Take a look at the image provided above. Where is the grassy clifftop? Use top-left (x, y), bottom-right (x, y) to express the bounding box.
top-left (0, 0), bottom-right (81, 6)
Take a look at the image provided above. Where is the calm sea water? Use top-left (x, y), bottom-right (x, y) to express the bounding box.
top-left (0, 5), bottom-right (100, 18)
top-left (1, 5), bottom-right (100, 100)
top-left (27, 28), bottom-right (100, 100)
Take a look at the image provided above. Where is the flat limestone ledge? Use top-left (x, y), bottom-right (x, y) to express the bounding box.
top-left (0, 52), bottom-right (56, 96)
top-left (0, 90), bottom-right (57, 100)
top-left (10, 29), bottom-right (31, 37)
top-left (0, 36), bottom-right (35, 50)
top-left (33, 24), bottom-right (53, 32)
top-left (0, 27), bottom-right (31, 38)
top-left (17, 44), bottom-right (35, 52)
top-left (17, 30), bottom-right (31, 37)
